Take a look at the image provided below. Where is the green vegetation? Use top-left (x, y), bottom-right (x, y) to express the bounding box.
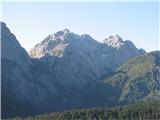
top-left (10, 101), bottom-right (160, 120)
top-left (103, 51), bottom-right (160, 103)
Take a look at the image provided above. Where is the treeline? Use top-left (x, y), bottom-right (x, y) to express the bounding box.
top-left (10, 101), bottom-right (160, 120)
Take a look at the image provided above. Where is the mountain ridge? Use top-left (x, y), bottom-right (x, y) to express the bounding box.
top-left (29, 28), bottom-right (145, 88)
top-left (3, 22), bottom-right (159, 119)
top-left (29, 29), bottom-right (145, 59)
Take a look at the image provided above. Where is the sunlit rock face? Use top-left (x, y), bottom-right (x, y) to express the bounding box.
top-left (103, 34), bottom-right (145, 66)
top-left (103, 34), bottom-right (124, 48)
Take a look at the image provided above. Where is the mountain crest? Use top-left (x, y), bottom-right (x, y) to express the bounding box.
top-left (54, 28), bottom-right (70, 36)
top-left (104, 34), bottom-right (124, 48)
top-left (81, 34), bottom-right (93, 40)
top-left (63, 28), bottom-right (70, 33)
top-left (46, 28), bottom-right (71, 42)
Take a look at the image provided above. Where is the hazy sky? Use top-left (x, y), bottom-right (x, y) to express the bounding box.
top-left (2, 1), bottom-right (159, 52)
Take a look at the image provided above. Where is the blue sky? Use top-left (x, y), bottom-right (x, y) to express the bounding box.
top-left (1, 1), bottom-right (159, 52)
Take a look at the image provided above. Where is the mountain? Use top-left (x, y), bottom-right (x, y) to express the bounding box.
top-left (30, 29), bottom-right (111, 87)
top-left (1, 22), bottom-right (33, 117)
top-left (2, 22), bottom-right (150, 119)
top-left (103, 34), bottom-right (124, 48)
top-left (29, 29), bottom-right (145, 88)
top-left (1, 22), bottom-right (31, 69)
top-left (103, 34), bottom-right (145, 65)
top-left (1, 22), bottom-right (50, 118)
top-left (103, 51), bottom-right (160, 104)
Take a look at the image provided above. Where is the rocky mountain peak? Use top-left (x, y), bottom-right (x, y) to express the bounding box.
top-left (81, 34), bottom-right (93, 40)
top-left (50, 28), bottom-right (71, 41)
top-left (104, 34), bottom-right (124, 48)
top-left (29, 30), bottom-right (98, 58)
top-left (3, 23), bottom-right (151, 119)
top-left (55, 28), bottom-right (70, 36)
top-left (63, 28), bottom-right (70, 33)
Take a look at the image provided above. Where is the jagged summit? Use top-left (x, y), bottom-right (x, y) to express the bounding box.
top-left (63, 28), bottom-right (70, 33)
top-left (49, 28), bottom-right (72, 41)
top-left (54, 28), bottom-right (70, 36)
top-left (103, 34), bottom-right (124, 48)
top-left (29, 30), bottom-right (97, 58)
top-left (30, 30), bottom-right (145, 59)
top-left (81, 34), bottom-right (93, 40)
